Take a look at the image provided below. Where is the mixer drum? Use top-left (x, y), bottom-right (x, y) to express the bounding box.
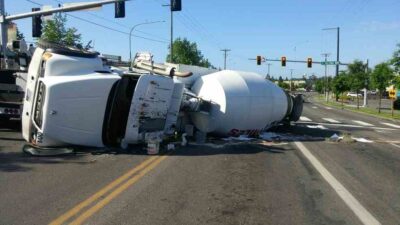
top-left (190, 70), bottom-right (290, 135)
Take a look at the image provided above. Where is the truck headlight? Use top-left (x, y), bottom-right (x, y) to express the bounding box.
top-left (34, 81), bottom-right (46, 128)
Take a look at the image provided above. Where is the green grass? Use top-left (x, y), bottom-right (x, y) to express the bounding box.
top-left (313, 94), bottom-right (400, 121)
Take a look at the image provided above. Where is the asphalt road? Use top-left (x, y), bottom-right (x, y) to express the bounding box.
top-left (1, 99), bottom-right (400, 225)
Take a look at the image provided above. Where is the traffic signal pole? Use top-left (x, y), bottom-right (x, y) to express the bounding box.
top-left (0, 0), bottom-right (126, 69)
top-left (323, 27), bottom-right (340, 77)
top-left (336, 27), bottom-right (340, 77)
top-left (321, 53), bottom-right (330, 102)
top-left (250, 57), bottom-right (349, 66)
top-left (0, 0), bottom-right (8, 69)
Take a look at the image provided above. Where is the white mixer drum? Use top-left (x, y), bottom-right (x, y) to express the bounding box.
top-left (190, 70), bottom-right (289, 135)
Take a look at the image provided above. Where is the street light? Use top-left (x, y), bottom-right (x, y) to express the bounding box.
top-left (322, 27), bottom-right (340, 77)
top-left (321, 53), bottom-right (331, 102)
top-left (129, 20), bottom-right (165, 69)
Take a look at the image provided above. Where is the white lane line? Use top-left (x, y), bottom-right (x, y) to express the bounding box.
top-left (312, 106), bottom-right (318, 109)
top-left (295, 121), bottom-right (397, 131)
top-left (322, 118), bottom-right (341, 123)
top-left (294, 142), bottom-right (381, 225)
top-left (300, 116), bottom-right (312, 122)
top-left (325, 107), bottom-right (333, 110)
top-left (307, 125), bottom-right (327, 130)
top-left (390, 143), bottom-right (400, 149)
top-left (380, 122), bottom-right (400, 129)
top-left (352, 120), bottom-right (374, 126)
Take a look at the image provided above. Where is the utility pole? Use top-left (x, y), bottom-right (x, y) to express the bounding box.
top-left (221, 49), bottom-right (230, 70)
top-left (363, 59), bottom-right (369, 107)
top-left (321, 53), bottom-right (330, 102)
top-left (170, 9), bottom-right (173, 63)
top-left (0, 0), bottom-right (8, 69)
top-left (322, 27), bottom-right (340, 77)
top-left (336, 27), bottom-right (340, 77)
top-left (162, 3), bottom-right (174, 63)
top-left (267, 63), bottom-right (272, 78)
top-left (290, 69), bottom-right (294, 91)
top-left (163, 0), bottom-right (181, 63)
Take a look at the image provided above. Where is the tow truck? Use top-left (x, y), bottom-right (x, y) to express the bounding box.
top-left (0, 24), bottom-right (31, 121)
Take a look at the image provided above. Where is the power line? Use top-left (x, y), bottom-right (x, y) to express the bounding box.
top-left (52, 0), bottom-right (166, 41)
top-left (24, 0), bottom-right (168, 44)
top-left (153, 0), bottom-right (222, 49)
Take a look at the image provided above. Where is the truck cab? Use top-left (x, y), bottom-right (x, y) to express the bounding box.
top-left (22, 41), bottom-right (183, 154)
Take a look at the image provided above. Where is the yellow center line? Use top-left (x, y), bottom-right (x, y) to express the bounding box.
top-left (49, 156), bottom-right (160, 225)
top-left (69, 155), bottom-right (168, 225)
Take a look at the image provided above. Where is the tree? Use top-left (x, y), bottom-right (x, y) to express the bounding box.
top-left (278, 81), bottom-right (290, 90)
top-left (166, 38), bottom-right (214, 68)
top-left (371, 63), bottom-right (394, 113)
top-left (332, 72), bottom-right (350, 109)
top-left (391, 43), bottom-right (400, 75)
top-left (347, 60), bottom-right (369, 109)
top-left (16, 28), bottom-right (25, 40)
top-left (64, 27), bottom-right (82, 46)
top-left (40, 13), bottom-right (82, 46)
top-left (315, 78), bottom-right (325, 94)
top-left (391, 43), bottom-right (400, 89)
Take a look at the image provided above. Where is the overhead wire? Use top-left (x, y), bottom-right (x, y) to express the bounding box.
top-left (24, 0), bottom-right (168, 44)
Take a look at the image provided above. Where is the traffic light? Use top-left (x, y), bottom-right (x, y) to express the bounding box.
top-left (256, 55), bottom-right (262, 65)
top-left (307, 57), bottom-right (312, 68)
top-left (281, 56), bottom-right (286, 67)
top-left (171, 0), bottom-right (182, 11)
top-left (115, 0), bottom-right (125, 18)
top-left (32, 8), bottom-right (42, 38)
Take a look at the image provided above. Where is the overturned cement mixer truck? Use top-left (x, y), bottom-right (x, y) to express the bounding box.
top-left (22, 41), bottom-right (303, 155)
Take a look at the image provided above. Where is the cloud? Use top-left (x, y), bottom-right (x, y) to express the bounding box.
top-left (359, 20), bottom-right (400, 32)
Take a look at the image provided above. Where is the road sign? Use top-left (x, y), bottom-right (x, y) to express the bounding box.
top-left (389, 89), bottom-right (396, 99)
top-left (321, 61), bottom-right (338, 65)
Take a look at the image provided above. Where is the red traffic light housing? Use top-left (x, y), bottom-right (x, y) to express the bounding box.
top-left (281, 56), bottom-right (286, 67)
top-left (115, 0), bottom-right (125, 18)
top-left (307, 57), bottom-right (312, 68)
top-left (32, 8), bottom-right (42, 38)
top-left (256, 55), bottom-right (262, 65)
top-left (171, 0), bottom-right (182, 11)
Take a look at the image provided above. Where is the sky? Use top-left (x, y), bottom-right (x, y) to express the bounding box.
top-left (6, 0), bottom-right (400, 79)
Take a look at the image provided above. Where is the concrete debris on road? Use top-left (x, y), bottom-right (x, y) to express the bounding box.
top-left (222, 135), bottom-right (254, 141)
top-left (351, 137), bottom-right (374, 143)
top-left (221, 132), bottom-right (324, 143)
top-left (327, 133), bottom-right (374, 143)
top-left (329, 133), bottom-right (343, 142)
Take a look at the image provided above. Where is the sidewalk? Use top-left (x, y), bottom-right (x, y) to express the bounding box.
top-left (312, 94), bottom-right (400, 121)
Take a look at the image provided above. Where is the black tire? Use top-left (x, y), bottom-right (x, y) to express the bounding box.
top-left (289, 94), bottom-right (304, 121)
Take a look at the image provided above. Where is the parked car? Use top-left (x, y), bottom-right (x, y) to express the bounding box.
top-left (346, 92), bottom-right (362, 98)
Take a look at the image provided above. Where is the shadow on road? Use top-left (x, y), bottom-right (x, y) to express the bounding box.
top-left (0, 120), bottom-right (340, 171)
top-left (0, 148), bottom-right (91, 172)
